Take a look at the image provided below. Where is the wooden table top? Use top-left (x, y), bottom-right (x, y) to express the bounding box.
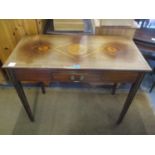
top-left (3, 35), bottom-right (151, 71)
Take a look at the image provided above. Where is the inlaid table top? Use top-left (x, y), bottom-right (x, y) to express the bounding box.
top-left (3, 35), bottom-right (151, 71)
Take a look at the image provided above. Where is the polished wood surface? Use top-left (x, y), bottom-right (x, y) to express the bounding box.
top-left (3, 35), bottom-right (151, 72)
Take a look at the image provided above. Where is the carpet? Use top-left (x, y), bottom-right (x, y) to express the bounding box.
top-left (0, 87), bottom-right (155, 134)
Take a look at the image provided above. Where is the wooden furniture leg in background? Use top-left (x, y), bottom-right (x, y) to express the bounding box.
top-left (116, 72), bottom-right (145, 124)
top-left (150, 81), bottom-right (155, 93)
top-left (6, 69), bottom-right (34, 122)
top-left (112, 83), bottom-right (117, 95)
top-left (40, 82), bottom-right (46, 94)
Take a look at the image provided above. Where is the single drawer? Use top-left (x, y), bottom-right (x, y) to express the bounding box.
top-left (52, 71), bottom-right (138, 83)
top-left (13, 69), bottom-right (138, 83)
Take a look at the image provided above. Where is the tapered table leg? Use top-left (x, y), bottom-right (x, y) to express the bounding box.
top-left (116, 72), bottom-right (145, 125)
top-left (7, 69), bottom-right (34, 122)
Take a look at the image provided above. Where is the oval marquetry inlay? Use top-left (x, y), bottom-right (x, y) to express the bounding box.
top-left (103, 42), bottom-right (129, 57)
top-left (31, 41), bottom-right (50, 53)
top-left (18, 39), bottom-right (52, 63)
top-left (67, 44), bottom-right (87, 56)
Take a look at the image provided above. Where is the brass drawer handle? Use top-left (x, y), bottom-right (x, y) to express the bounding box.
top-left (70, 75), bottom-right (84, 82)
top-left (80, 75), bottom-right (84, 81)
top-left (70, 75), bottom-right (75, 81)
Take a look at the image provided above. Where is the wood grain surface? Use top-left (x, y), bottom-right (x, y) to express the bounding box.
top-left (3, 35), bottom-right (151, 72)
top-left (0, 20), bottom-right (45, 63)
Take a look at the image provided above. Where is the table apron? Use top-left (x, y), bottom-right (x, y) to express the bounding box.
top-left (12, 69), bottom-right (139, 83)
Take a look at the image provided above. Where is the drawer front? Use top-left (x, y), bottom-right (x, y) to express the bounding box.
top-left (14, 69), bottom-right (138, 83)
top-left (52, 71), bottom-right (138, 83)
top-left (14, 69), bottom-right (52, 81)
top-left (99, 71), bottom-right (138, 83)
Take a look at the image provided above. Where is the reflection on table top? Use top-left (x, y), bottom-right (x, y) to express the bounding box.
top-left (3, 35), bottom-right (151, 72)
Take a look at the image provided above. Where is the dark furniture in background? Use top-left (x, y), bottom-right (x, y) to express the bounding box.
top-left (135, 19), bottom-right (150, 28)
top-left (134, 25), bottom-right (155, 92)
